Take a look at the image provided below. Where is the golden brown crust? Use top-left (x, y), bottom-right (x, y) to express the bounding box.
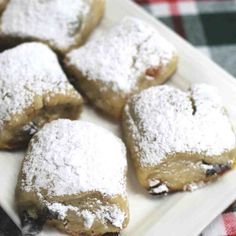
top-left (16, 189), bottom-right (128, 235)
top-left (64, 63), bottom-right (127, 120)
top-left (45, 194), bottom-right (129, 236)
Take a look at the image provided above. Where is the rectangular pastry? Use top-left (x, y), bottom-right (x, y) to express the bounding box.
top-left (0, 42), bottom-right (83, 150)
top-left (0, 0), bottom-right (104, 54)
top-left (65, 17), bottom-right (177, 119)
top-left (16, 119), bottom-right (129, 235)
top-left (123, 84), bottom-right (236, 194)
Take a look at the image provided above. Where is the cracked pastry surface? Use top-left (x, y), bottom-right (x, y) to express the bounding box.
top-left (0, 0), bottom-right (104, 54)
top-left (65, 17), bottom-right (177, 119)
top-left (122, 84), bottom-right (236, 194)
top-left (16, 119), bottom-right (129, 235)
top-left (0, 42), bottom-right (83, 150)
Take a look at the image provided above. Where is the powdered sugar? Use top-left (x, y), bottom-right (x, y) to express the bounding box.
top-left (148, 179), bottom-right (160, 187)
top-left (0, 0), bottom-right (90, 50)
top-left (81, 210), bottom-right (96, 229)
top-left (124, 84), bottom-right (236, 167)
top-left (0, 42), bottom-right (74, 129)
top-left (183, 182), bottom-right (206, 192)
top-left (66, 17), bottom-right (176, 92)
top-left (47, 202), bottom-right (74, 220)
top-left (47, 201), bottom-right (126, 229)
top-left (21, 119), bottom-right (127, 197)
top-left (149, 184), bottom-right (169, 195)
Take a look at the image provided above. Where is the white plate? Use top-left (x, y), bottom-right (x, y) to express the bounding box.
top-left (1, 0), bottom-right (236, 235)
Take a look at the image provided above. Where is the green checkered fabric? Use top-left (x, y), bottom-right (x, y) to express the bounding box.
top-left (135, 0), bottom-right (236, 78)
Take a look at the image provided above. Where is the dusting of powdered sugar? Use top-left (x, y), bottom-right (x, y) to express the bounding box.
top-left (124, 84), bottom-right (236, 167)
top-left (0, 0), bottom-right (90, 49)
top-left (21, 119), bottom-right (127, 197)
top-left (66, 17), bottom-right (176, 92)
top-left (0, 42), bottom-right (75, 130)
top-left (183, 182), bottom-right (206, 192)
top-left (47, 201), bottom-right (126, 229)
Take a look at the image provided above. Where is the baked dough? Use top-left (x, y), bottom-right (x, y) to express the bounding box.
top-left (0, 0), bottom-right (7, 12)
top-left (16, 119), bottom-right (129, 235)
top-left (123, 84), bottom-right (236, 194)
top-left (65, 17), bottom-right (177, 119)
top-left (0, 42), bottom-right (83, 150)
top-left (0, 0), bottom-right (104, 55)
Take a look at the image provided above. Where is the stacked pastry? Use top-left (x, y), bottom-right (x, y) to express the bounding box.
top-left (0, 0), bottom-right (235, 235)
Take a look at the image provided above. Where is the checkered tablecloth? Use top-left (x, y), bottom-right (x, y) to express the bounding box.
top-left (133, 0), bottom-right (236, 235)
top-left (134, 0), bottom-right (236, 77)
